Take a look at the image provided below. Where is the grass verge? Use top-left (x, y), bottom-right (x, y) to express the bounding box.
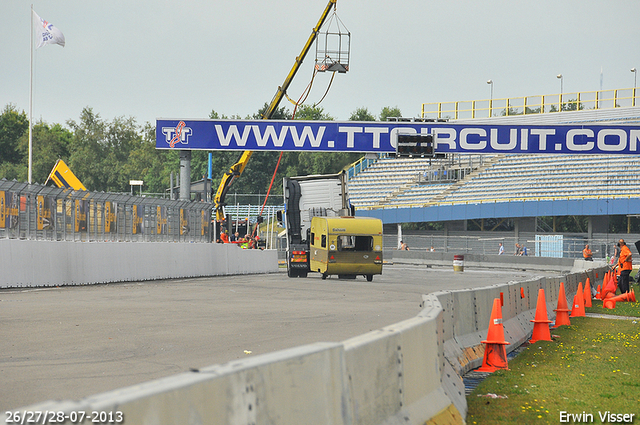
top-left (467, 315), bottom-right (640, 424)
top-left (587, 291), bottom-right (640, 318)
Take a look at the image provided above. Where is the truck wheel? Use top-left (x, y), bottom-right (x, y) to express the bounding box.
top-left (366, 275), bottom-right (373, 282)
top-left (287, 267), bottom-right (297, 278)
top-left (321, 273), bottom-right (328, 280)
top-left (299, 271), bottom-right (308, 278)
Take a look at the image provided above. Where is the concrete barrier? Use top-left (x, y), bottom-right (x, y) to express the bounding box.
top-left (0, 239), bottom-right (279, 288)
top-left (15, 343), bottom-right (349, 425)
top-left (11, 260), bottom-right (608, 425)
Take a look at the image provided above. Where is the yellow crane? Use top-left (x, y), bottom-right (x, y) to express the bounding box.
top-left (213, 0), bottom-right (342, 220)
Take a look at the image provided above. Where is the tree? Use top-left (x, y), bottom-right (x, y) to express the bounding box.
top-left (380, 106), bottom-right (402, 121)
top-left (209, 109), bottom-right (228, 120)
top-left (349, 107), bottom-right (376, 121)
top-left (525, 106), bottom-right (541, 114)
top-left (123, 123), bottom-right (177, 194)
top-left (67, 107), bottom-right (145, 192)
top-left (66, 108), bottom-right (107, 191)
top-left (501, 107), bottom-right (522, 116)
top-left (0, 104), bottom-right (28, 164)
top-left (293, 104), bottom-right (334, 121)
top-left (561, 99), bottom-right (584, 112)
top-left (17, 121), bottom-right (73, 184)
top-left (253, 103), bottom-right (292, 120)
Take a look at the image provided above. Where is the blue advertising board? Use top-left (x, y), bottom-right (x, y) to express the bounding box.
top-left (156, 119), bottom-right (640, 155)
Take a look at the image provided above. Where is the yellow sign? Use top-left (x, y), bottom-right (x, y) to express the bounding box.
top-left (132, 205), bottom-right (143, 234)
top-left (201, 210), bottom-right (207, 236)
top-left (180, 209), bottom-right (188, 235)
top-left (0, 191), bottom-right (5, 228)
top-left (47, 159), bottom-right (87, 191)
top-left (105, 201), bottom-right (116, 233)
top-left (156, 206), bottom-right (167, 234)
top-left (36, 195), bottom-right (53, 230)
top-left (74, 199), bottom-right (87, 232)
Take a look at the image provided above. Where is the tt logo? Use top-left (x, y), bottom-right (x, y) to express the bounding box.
top-left (162, 121), bottom-right (192, 148)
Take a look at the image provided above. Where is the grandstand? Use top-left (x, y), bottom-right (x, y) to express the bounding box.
top-left (348, 153), bottom-right (640, 208)
top-left (348, 104), bottom-right (640, 210)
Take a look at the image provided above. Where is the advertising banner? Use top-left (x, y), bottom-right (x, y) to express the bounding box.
top-left (74, 199), bottom-right (87, 232)
top-left (0, 191), bottom-right (5, 228)
top-left (179, 208), bottom-right (189, 235)
top-left (105, 201), bottom-right (117, 233)
top-left (132, 204), bottom-right (143, 235)
top-left (1, 191), bottom-right (20, 229)
top-left (156, 119), bottom-right (640, 155)
top-left (156, 206), bottom-right (167, 235)
top-left (201, 209), bottom-right (208, 237)
top-left (36, 195), bottom-right (53, 230)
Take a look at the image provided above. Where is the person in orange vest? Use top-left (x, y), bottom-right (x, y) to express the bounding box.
top-left (220, 230), bottom-right (229, 243)
top-left (583, 244), bottom-right (593, 261)
top-left (618, 239), bottom-right (633, 294)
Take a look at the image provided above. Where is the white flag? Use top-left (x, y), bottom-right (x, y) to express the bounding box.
top-left (33, 10), bottom-right (65, 49)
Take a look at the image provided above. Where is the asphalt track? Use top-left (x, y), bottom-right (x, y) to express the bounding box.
top-left (0, 264), bottom-right (560, 411)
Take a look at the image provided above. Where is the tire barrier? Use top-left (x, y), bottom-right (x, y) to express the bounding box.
top-left (12, 262), bottom-right (607, 424)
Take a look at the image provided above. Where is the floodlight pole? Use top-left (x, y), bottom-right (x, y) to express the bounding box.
top-left (632, 68), bottom-right (637, 107)
top-left (28, 5), bottom-right (34, 184)
top-left (557, 74), bottom-right (563, 110)
top-left (487, 79), bottom-right (493, 117)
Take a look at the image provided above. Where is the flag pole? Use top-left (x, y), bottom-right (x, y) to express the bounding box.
top-left (28, 4), bottom-right (33, 184)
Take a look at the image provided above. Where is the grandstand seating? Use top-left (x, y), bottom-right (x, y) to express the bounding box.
top-left (348, 154), bottom-right (640, 208)
top-left (349, 106), bottom-right (640, 209)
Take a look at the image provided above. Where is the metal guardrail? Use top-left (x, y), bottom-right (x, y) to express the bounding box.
top-left (225, 204), bottom-right (283, 222)
top-left (422, 87), bottom-right (639, 120)
top-left (358, 193), bottom-right (640, 210)
top-left (345, 154), bottom-right (384, 180)
top-left (386, 233), bottom-right (620, 260)
top-left (0, 179), bottom-right (212, 242)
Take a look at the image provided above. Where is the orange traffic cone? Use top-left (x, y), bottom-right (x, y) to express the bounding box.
top-left (608, 288), bottom-right (637, 303)
top-left (583, 278), bottom-right (592, 308)
top-left (595, 284), bottom-right (602, 300)
top-left (603, 298), bottom-right (616, 309)
top-left (603, 271), bottom-right (611, 292)
top-left (602, 275), bottom-right (617, 300)
top-left (553, 282), bottom-right (571, 328)
top-left (530, 289), bottom-right (552, 342)
top-left (520, 287), bottom-right (525, 299)
top-left (570, 282), bottom-right (586, 317)
top-left (477, 298), bottom-right (510, 372)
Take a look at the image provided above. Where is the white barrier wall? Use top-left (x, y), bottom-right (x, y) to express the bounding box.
top-left (0, 239), bottom-right (278, 288)
top-left (12, 261), bottom-right (607, 425)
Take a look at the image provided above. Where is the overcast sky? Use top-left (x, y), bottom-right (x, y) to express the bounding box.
top-left (2, 0), bottom-right (639, 127)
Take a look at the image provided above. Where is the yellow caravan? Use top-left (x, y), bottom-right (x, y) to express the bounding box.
top-left (309, 216), bottom-right (383, 281)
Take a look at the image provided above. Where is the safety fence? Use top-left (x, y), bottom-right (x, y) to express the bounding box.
top-left (345, 154), bottom-right (383, 180)
top-left (422, 87), bottom-right (639, 120)
top-left (223, 204), bottom-right (284, 250)
top-left (0, 180), bottom-right (212, 243)
top-left (387, 232), bottom-right (631, 260)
